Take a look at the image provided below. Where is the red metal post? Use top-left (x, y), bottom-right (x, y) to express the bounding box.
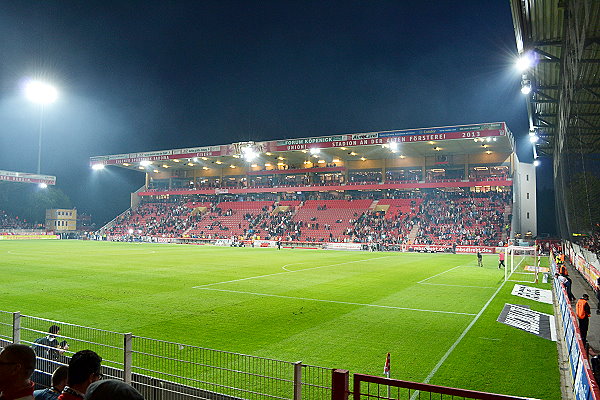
top-left (331, 369), bottom-right (349, 400)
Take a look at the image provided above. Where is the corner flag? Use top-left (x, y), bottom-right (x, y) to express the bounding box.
top-left (383, 352), bottom-right (390, 377)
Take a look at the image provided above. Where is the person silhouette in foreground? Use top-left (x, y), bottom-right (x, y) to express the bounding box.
top-left (34, 365), bottom-right (68, 400)
top-left (58, 351), bottom-right (102, 400)
top-left (84, 380), bottom-right (144, 400)
top-left (0, 344), bottom-right (37, 400)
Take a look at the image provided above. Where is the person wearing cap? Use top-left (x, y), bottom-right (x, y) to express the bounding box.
top-left (577, 293), bottom-right (592, 345)
top-left (83, 380), bottom-right (144, 400)
top-left (0, 344), bottom-right (37, 400)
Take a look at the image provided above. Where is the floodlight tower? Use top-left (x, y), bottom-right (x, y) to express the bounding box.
top-left (24, 80), bottom-right (58, 174)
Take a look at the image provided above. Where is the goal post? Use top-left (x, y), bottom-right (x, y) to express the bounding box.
top-left (504, 245), bottom-right (539, 283)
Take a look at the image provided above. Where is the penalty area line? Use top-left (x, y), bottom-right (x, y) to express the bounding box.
top-left (193, 255), bottom-right (393, 288)
top-left (417, 263), bottom-right (478, 284)
top-left (194, 287), bottom-right (476, 316)
top-left (410, 277), bottom-right (507, 399)
top-left (419, 282), bottom-right (495, 289)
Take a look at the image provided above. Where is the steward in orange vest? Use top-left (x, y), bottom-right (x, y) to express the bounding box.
top-left (576, 294), bottom-right (591, 344)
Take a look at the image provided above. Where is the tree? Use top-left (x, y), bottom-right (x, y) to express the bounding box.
top-left (0, 182), bottom-right (72, 224)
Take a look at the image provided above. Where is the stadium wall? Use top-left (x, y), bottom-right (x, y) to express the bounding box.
top-left (512, 156), bottom-right (537, 238)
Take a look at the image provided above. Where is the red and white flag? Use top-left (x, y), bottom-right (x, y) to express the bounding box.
top-left (383, 352), bottom-right (390, 377)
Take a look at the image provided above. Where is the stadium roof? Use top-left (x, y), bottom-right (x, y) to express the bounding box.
top-left (90, 122), bottom-right (514, 172)
top-left (510, 0), bottom-right (600, 156)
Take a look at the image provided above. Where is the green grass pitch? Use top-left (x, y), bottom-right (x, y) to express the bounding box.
top-left (1, 240), bottom-right (560, 398)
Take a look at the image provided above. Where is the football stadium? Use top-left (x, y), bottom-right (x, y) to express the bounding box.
top-left (1, 1), bottom-right (600, 400)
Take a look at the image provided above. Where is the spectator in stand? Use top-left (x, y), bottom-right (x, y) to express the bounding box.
top-left (58, 350), bottom-right (103, 400)
top-left (0, 344), bottom-right (37, 400)
top-left (34, 366), bottom-right (68, 400)
top-left (576, 294), bottom-right (591, 345)
top-left (83, 380), bottom-right (143, 400)
top-left (596, 276), bottom-right (600, 315)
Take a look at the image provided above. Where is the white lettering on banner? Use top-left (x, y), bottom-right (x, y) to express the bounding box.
top-left (351, 133), bottom-right (379, 140)
top-left (408, 245), bottom-right (495, 254)
top-left (497, 304), bottom-right (556, 341)
top-left (324, 242), bottom-right (363, 251)
top-left (505, 307), bottom-right (541, 334)
top-left (0, 170), bottom-right (56, 185)
top-left (511, 284), bottom-right (553, 304)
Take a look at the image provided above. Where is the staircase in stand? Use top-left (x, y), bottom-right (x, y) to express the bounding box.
top-left (407, 223), bottom-right (420, 244)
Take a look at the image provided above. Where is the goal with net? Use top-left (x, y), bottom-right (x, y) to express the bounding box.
top-left (504, 245), bottom-right (539, 283)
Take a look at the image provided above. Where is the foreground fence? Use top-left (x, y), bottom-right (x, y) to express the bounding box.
top-left (6, 312), bottom-right (330, 400)
top-left (329, 370), bottom-right (536, 400)
top-left (1, 311), bottom-right (539, 400)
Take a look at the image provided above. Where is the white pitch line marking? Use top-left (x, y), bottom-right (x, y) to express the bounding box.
top-left (410, 254), bottom-right (529, 399)
top-left (281, 262), bottom-right (308, 272)
top-left (195, 287), bottom-right (477, 316)
top-left (417, 266), bottom-right (463, 284)
top-left (192, 256), bottom-right (393, 288)
top-left (419, 282), bottom-right (495, 289)
top-left (409, 280), bottom-right (507, 400)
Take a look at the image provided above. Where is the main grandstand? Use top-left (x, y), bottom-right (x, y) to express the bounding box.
top-left (91, 122), bottom-right (536, 250)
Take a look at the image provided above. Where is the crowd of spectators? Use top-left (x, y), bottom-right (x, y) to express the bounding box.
top-left (105, 189), bottom-right (512, 247)
top-left (147, 166), bottom-right (510, 192)
top-left (413, 191), bottom-right (510, 247)
top-left (0, 209), bottom-right (40, 231)
top-left (576, 229), bottom-right (600, 254)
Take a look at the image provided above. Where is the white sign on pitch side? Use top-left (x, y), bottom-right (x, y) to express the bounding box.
top-left (497, 304), bottom-right (556, 341)
top-left (511, 284), bottom-right (553, 304)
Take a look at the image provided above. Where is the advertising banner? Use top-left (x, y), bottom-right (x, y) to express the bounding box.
top-left (407, 244), bottom-right (496, 254)
top-left (253, 240), bottom-right (277, 248)
top-left (497, 304), bottom-right (556, 341)
top-left (0, 234), bottom-right (59, 240)
top-left (0, 170), bottom-right (56, 185)
top-left (323, 242), bottom-right (363, 251)
top-left (511, 284), bottom-right (553, 304)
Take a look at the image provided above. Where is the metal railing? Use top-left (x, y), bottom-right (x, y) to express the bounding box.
top-left (4, 312), bottom-right (331, 400)
top-left (347, 373), bottom-right (533, 400)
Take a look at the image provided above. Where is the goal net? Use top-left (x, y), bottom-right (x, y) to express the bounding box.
top-left (504, 246), bottom-right (539, 283)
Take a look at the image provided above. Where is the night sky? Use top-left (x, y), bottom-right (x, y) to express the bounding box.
top-left (0, 1), bottom-right (535, 225)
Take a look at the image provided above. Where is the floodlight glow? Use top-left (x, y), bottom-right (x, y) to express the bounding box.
top-left (389, 142), bottom-right (399, 151)
top-left (529, 135), bottom-right (539, 143)
top-left (38, 183), bottom-right (48, 189)
top-left (92, 164), bottom-right (105, 170)
top-left (25, 80), bottom-right (58, 104)
top-left (242, 147), bottom-right (258, 162)
top-left (533, 159), bottom-right (541, 167)
top-left (140, 160), bottom-right (152, 166)
top-left (310, 148), bottom-right (320, 155)
top-left (521, 80), bottom-right (532, 94)
top-left (516, 52), bottom-right (534, 71)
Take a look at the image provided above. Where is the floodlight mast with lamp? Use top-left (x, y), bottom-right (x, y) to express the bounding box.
top-left (516, 51), bottom-right (534, 72)
top-left (24, 80), bottom-right (58, 174)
